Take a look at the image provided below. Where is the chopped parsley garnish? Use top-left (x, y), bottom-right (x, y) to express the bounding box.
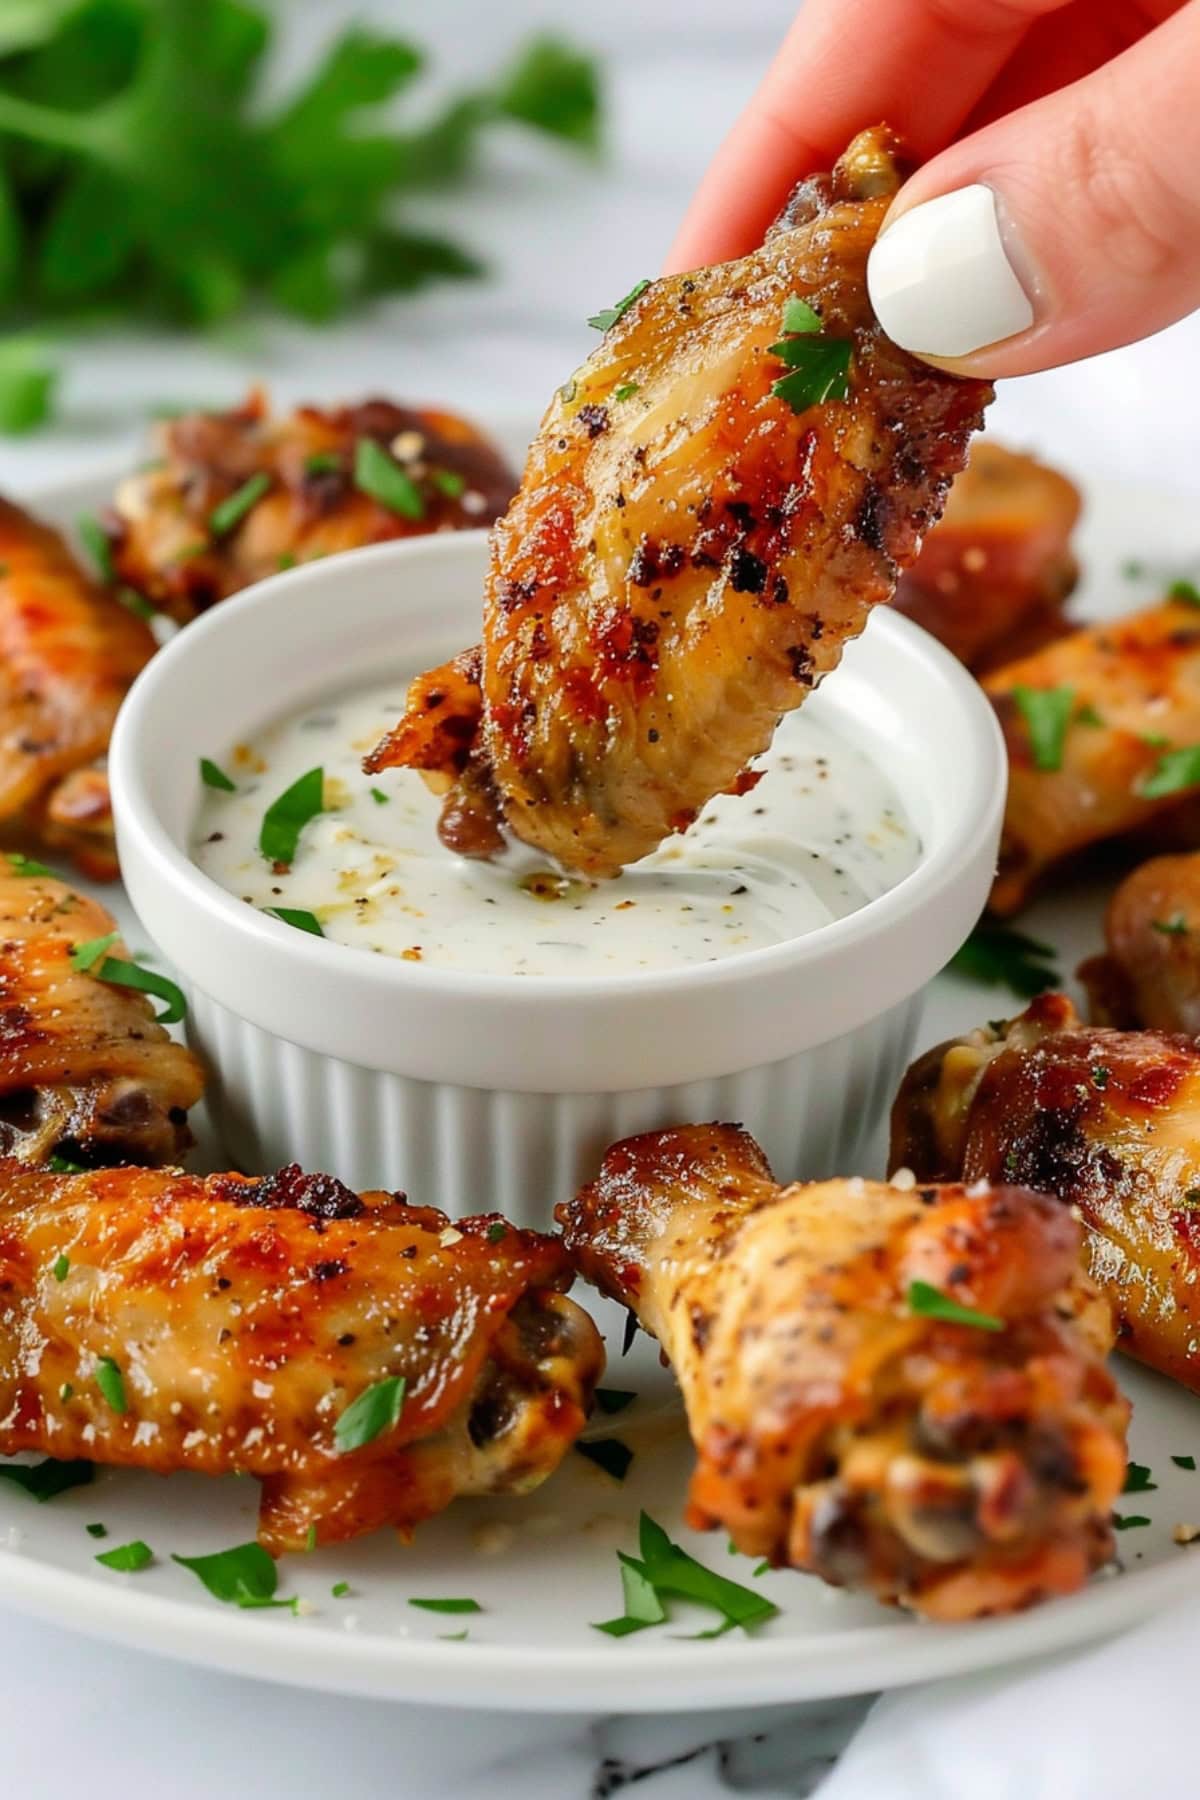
top-left (59, 1384), bottom-right (73, 1401)
top-left (48, 1155), bottom-right (87, 1174)
top-left (587, 278), bottom-right (650, 332)
top-left (621, 1311), bottom-right (639, 1356)
top-left (75, 514), bottom-right (114, 582)
top-left (265, 907), bottom-right (324, 938)
top-left (1173, 1455), bottom-right (1196, 1471)
top-left (593, 1511), bottom-right (778, 1639)
top-left (408, 1596), bottom-right (482, 1614)
top-left (575, 1437), bottom-right (633, 1481)
top-left (769, 296), bottom-right (853, 413)
top-left (485, 1222), bottom-right (507, 1243)
top-left (370, 787), bottom-right (389, 805)
top-left (0, 1458), bottom-right (93, 1500)
top-left (1123, 1462), bottom-right (1157, 1493)
top-left (0, 339), bottom-right (56, 435)
top-left (277, 553), bottom-right (297, 572)
top-left (96, 1539), bottom-right (153, 1573)
top-left (86, 1523), bottom-right (107, 1539)
top-left (331, 1581), bottom-right (351, 1598)
top-left (95, 1356), bottom-right (127, 1414)
top-left (69, 936), bottom-right (188, 1026)
top-left (432, 468), bottom-right (466, 500)
top-left (1139, 746), bottom-right (1200, 800)
top-left (117, 586), bottom-right (158, 621)
top-left (259, 766), bottom-right (326, 868)
top-left (1168, 579), bottom-right (1200, 605)
top-left (210, 472), bottom-right (272, 538)
top-left (304, 452), bottom-right (341, 476)
top-left (595, 1388), bottom-right (636, 1416)
top-left (1112, 1513), bottom-right (1151, 1531)
top-left (1092, 1065), bottom-right (1111, 1091)
top-left (440, 1629), bottom-right (470, 1641)
top-left (1013, 685), bottom-right (1074, 772)
top-left (173, 1541), bottom-right (297, 1610)
top-left (1153, 915), bottom-right (1190, 936)
top-left (752, 1561), bottom-right (771, 1577)
top-left (949, 922), bottom-right (1062, 997)
top-left (1076, 703), bottom-right (1105, 727)
top-left (354, 438), bottom-right (424, 521)
top-left (6, 852), bottom-right (55, 877)
top-left (200, 758), bottom-right (236, 793)
top-left (908, 1280), bottom-right (1003, 1332)
top-left (613, 382), bottom-right (640, 402)
top-left (304, 1524), bottom-right (317, 1553)
top-left (334, 1375), bottom-right (406, 1453)
top-left (51, 1254), bottom-right (70, 1282)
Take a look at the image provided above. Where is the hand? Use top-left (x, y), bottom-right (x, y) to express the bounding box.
top-left (664, 1), bottom-right (1199, 377)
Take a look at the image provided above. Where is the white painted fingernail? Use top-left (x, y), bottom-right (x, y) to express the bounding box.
top-left (866, 184), bottom-right (1034, 358)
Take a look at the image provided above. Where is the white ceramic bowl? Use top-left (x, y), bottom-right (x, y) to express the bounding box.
top-left (110, 532), bottom-right (1004, 1223)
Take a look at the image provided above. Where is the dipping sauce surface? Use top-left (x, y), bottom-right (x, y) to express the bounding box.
top-left (193, 677), bottom-right (921, 977)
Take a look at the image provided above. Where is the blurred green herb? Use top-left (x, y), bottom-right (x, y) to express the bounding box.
top-left (949, 922), bottom-right (1062, 997)
top-left (0, 4), bottom-right (603, 429)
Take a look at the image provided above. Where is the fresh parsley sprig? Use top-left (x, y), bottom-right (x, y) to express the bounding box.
top-left (69, 933), bottom-right (187, 1026)
top-left (769, 295), bottom-right (853, 414)
top-left (593, 1511), bottom-right (778, 1638)
top-left (1012, 685), bottom-right (1074, 773)
top-left (948, 921), bottom-right (1062, 998)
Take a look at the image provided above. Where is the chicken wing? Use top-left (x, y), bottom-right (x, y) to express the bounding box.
top-left (891, 992), bottom-right (1200, 1393)
top-left (893, 441), bottom-right (1080, 673)
top-left (0, 856), bottom-right (203, 1166)
top-left (108, 392), bottom-right (516, 623)
top-left (0, 1160), bottom-right (602, 1552)
top-left (1077, 852), bottom-right (1200, 1032)
top-left (0, 499), bottom-right (156, 880)
top-left (368, 127), bottom-right (990, 877)
top-left (558, 1125), bottom-right (1126, 1620)
top-left (986, 598), bottom-right (1200, 914)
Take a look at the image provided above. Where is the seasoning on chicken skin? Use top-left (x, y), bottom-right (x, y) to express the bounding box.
top-left (108, 391), bottom-right (516, 623)
top-left (0, 1161), bottom-right (603, 1553)
top-left (893, 441), bottom-right (1080, 674)
top-left (986, 598), bottom-right (1200, 915)
top-left (369, 127), bottom-right (990, 877)
top-left (558, 1124), bottom-right (1126, 1621)
top-left (0, 856), bottom-right (203, 1167)
top-left (0, 498), bottom-right (156, 881)
top-left (891, 992), bottom-right (1200, 1395)
top-left (1078, 852), bottom-right (1200, 1032)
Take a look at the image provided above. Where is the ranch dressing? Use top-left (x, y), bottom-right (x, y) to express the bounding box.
top-left (192, 678), bottom-right (920, 977)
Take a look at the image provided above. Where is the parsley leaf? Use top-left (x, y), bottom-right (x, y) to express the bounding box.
top-left (200, 757), bottom-right (236, 792)
top-left (0, 336), bottom-right (56, 434)
top-left (264, 907), bottom-right (324, 938)
top-left (1173, 1455), bottom-right (1196, 1471)
top-left (259, 766), bottom-right (325, 867)
top-left (1153, 915), bottom-right (1190, 937)
top-left (173, 1541), bottom-right (295, 1609)
top-left (769, 297), bottom-right (852, 413)
top-left (96, 1539), bottom-right (153, 1572)
top-left (76, 512), bottom-right (114, 581)
top-left (408, 1596), bottom-right (482, 1614)
top-left (1168, 579), bottom-right (1200, 605)
top-left (595, 1388), bottom-right (636, 1415)
top-left (908, 1280), bottom-right (1003, 1332)
top-left (948, 922), bottom-right (1062, 997)
top-left (354, 438), bottom-right (424, 520)
top-left (70, 934), bottom-right (186, 1025)
top-left (575, 1437), bottom-right (633, 1481)
top-left (51, 1253), bottom-right (69, 1281)
top-left (334, 1375), bottom-right (406, 1453)
top-left (6, 852), bottom-right (55, 877)
top-left (1112, 1513), bottom-right (1151, 1531)
top-left (0, 1458), bottom-right (93, 1501)
top-left (1123, 1462), bottom-right (1157, 1494)
top-left (593, 1554), bottom-right (666, 1637)
top-left (95, 1356), bottom-right (127, 1413)
top-left (210, 472), bottom-right (271, 538)
top-left (1139, 746), bottom-right (1200, 800)
top-left (588, 278), bottom-right (650, 332)
top-left (1013, 685), bottom-right (1074, 772)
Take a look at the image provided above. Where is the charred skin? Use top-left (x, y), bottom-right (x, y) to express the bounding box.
top-left (0, 857), bottom-right (202, 1166)
top-left (108, 392), bottom-right (516, 623)
top-left (0, 499), bottom-right (156, 881)
top-left (371, 127), bottom-right (991, 877)
top-left (0, 1161), bottom-right (603, 1552)
top-left (559, 1123), bottom-right (1126, 1621)
top-left (891, 993), bottom-right (1200, 1393)
top-left (893, 441), bottom-right (1080, 674)
top-left (1079, 851), bottom-right (1200, 1033)
top-left (986, 599), bottom-right (1200, 915)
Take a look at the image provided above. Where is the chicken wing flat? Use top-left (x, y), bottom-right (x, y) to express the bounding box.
top-left (986, 598), bottom-right (1200, 914)
top-left (1077, 852), bottom-right (1200, 1033)
top-left (108, 392), bottom-right (516, 623)
top-left (368, 127), bottom-right (990, 877)
top-left (559, 1124), bottom-right (1126, 1620)
top-left (891, 992), bottom-right (1200, 1393)
top-left (0, 856), bottom-right (203, 1166)
top-left (893, 441), bottom-right (1080, 673)
top-left (0, 499), bottom-right (156, 881)
top-left (0, 1161), bottom-right (603, 1552)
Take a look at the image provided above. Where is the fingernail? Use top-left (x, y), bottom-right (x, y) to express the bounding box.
top-left (866, 184), bottom-right (1035, 358)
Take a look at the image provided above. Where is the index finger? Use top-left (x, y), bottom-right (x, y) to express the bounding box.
top-left (663, 0), bottom-right (1070, 272)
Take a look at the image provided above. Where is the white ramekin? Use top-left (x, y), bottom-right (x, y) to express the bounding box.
top-left (110, 531), bottom-right (1004, 1224)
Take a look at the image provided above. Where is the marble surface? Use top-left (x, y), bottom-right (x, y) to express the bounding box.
top-left (0, 2), bottom-right (1196, 1794)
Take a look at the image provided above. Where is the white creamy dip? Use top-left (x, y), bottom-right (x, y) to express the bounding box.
top-left (192, 678), bottom-right (921, 978)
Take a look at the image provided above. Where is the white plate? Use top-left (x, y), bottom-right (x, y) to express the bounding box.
top-left (1, 459), bottom-right (1198, 1712)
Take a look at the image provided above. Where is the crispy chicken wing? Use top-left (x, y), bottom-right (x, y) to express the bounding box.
top-left (1078, 852), bottom-right (1200, 1032)
top-left (108, 391), bottom-right (516, 623)
top-left (986, 598), bottom-right (1200, 914)
top-left (0, 1161), bottom-right (603, 1552)
top-left (559, 1124), bottom-right (1126, 1620)
top-left (368, 127), bottom-right (990, 876)
top-left (893, 442), bottom-right (1080, 673)
top-left (0, 857), bottom-right (203, 1166)
top-left (0, 499), bottom-right (156, 880)
top-left (891, 992), bottom-right (1200, 1393)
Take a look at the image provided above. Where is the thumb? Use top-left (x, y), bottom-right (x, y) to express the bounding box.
top-left (866, 1), bottom-right (1200, 377)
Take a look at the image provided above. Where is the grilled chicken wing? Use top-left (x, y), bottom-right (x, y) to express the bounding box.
top-left (893, 442), bottom-right (1080, 673)
top-left (368, 127), bottom-right (990, 877)
top-left (891, 992), bottom-right (1200, 1393)
top-left (1078, 852), bottom-right (1200, 1032)
top-left (986, 598), bottom-right (1200, 914)
top-left (0, 857), bottom-right (203, 1166)
top-left (559, 1124), bottom-right (1126, 1620)
top-left (108, 391), bottom-right (515, 623)
top-left (0, 499), bottom-right (156, 880)
top-left (0, 1161), bottom-right (603, 1552)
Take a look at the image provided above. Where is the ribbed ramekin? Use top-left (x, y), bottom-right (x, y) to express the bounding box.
top-left (110, 532), bottom-right (1004, 1224)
